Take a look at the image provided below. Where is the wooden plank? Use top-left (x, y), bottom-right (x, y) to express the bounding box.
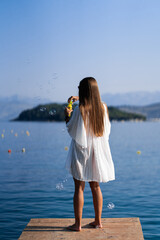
top-left (18, 218), bottom-right (144, 240)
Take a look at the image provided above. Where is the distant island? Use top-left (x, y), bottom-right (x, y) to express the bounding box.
top-left (1, 94), bottom-right (160, 121)
top-left (12, 103), bottom-right (146, 122)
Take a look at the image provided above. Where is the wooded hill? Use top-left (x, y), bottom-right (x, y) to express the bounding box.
top-left (12, 103), bottom-right (146, 122)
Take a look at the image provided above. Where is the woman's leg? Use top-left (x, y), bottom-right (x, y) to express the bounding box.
top-left (89, 181), bottom-right (103, 228)
top-left (67, 177), bottom-right (85, 231)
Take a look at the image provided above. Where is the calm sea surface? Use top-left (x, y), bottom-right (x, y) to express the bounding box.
top-left (0, 121), bottom-right (160, 240)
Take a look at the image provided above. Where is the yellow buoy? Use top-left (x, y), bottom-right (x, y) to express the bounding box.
top-left (26, 130), bottom-right (30, 136)
top-left (64, 146), bottom-right (68, 151)
top-left (137, 150), bottom-right (141, 155)
top-left (1, 133), bottom-right (4, 138)
top-left (22, 148), bottom-right (26, 153)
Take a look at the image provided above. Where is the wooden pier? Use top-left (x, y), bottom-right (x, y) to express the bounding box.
top-left (18, 218), bottom-right (144, 240)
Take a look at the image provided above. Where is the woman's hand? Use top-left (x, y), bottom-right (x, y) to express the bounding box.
top-left (65, 96), bottom-right (78, 123)
top-left (64, 107), bottom-right (73, 117)
top-left (68, 96), bottom-right (79, 103)
top-left (64, 107), bottom-right (73, 123)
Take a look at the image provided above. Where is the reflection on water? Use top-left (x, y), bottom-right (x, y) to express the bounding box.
top-left (0, 121), bottom-right (160, 240)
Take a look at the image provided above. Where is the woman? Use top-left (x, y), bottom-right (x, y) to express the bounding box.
top-left (65, 77), bottom-right (115, 231)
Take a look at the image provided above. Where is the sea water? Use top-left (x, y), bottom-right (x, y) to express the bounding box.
top-left (0, 121), bottom-right (160, 240)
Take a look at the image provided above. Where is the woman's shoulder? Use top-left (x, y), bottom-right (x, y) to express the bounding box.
top-left (101, 101), bottom-right (109, 118)
top-left (74, 105), bottom-right (79, 109)
top-left (71, 105), bottom-right (80, 117)
top-left (101, 101), bottom-right (108, 110)
top-left (73, 105), bottom-right (79, 112)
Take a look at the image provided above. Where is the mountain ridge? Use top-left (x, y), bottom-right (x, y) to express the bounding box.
top-left (117, 102), bottom-right (160, 119)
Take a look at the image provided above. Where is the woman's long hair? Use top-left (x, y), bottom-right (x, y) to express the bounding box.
top-left (79, 77), bottom-right (105, 137)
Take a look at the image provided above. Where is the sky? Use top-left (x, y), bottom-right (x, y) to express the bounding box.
top-left (0, 0), bottom-right (160, 102)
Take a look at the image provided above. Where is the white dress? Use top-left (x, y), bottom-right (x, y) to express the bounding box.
top-left (65, 103), bottom-right (115, 183)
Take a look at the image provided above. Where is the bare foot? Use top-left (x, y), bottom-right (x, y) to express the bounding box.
top-left (67, 223), bottom-right (81, 231)
top-left (89, 221), bottom-right (102, 228)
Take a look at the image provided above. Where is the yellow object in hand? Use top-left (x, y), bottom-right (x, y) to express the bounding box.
top-left (67, 100), bottom-right (73, 117)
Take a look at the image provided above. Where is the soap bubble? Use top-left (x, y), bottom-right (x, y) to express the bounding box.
top-left (40, 107), bottom-right (46, 112)
top-left (56, 175), bottom-right (68, 190)
top-left (107, 202), bottom-right (115, 210)
top-left (49, 109), bottom-right (56, 116)
top-left (63, 178), bottom-right (68, 183)
top-left (56, 182), bottom-right (64, 190)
